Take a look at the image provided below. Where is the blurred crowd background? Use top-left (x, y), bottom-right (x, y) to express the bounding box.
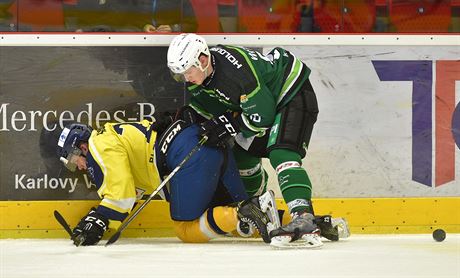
top-left (0, 0), bottom-right (458, 33)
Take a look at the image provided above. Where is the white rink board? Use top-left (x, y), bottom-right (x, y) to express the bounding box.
top-left (264, 45), bottom-right (460, 198)
top-left (1, 235), bottom-right (459, 278)
top-left (0, 34), bottom-right (458, 198)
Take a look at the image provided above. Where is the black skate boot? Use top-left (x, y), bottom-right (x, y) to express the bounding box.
top-left (269, 210), bottom-right (323, 248)
top-left (236, 220), bottom-right (255, 237)
top-left (237, 190), bottom-right (280, 243)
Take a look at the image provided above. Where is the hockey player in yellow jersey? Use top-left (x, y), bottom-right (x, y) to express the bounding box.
top-left (57, 119), bottom-right (280, 246)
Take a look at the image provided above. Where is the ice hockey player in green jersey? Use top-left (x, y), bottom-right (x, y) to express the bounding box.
top-left (167, 33), bottom-right (342, 248)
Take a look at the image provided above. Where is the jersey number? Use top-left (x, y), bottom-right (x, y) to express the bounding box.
top-left (113, 123), bottom-right (152, 143)
top-left (249, 114), bottom-right (262, 123)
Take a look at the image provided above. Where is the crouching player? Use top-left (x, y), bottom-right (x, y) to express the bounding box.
top-left (56, 119), bottom-right (280, 246)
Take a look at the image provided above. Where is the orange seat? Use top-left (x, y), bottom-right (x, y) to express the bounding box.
top-left (237, 0), bottom-right (271, 32)
top-left (342, 1), bottom-right (375, 32)
top-left (190, 0), bottom-right (221, 32)
top-left (389, 0), bottom-right (451, 32)
top-left (237, 0), bottom-right (301, 33)
top-left (313, 0), bottom-right (375, 32)
top-left (312, 0), bottom-right (342, 32)
top-left (9, 0), bottom-right (65, 31)
top-left (269, 0), bottom-right (300, 32)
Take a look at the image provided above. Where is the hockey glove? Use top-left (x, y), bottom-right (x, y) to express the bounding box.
top-left (199, 113), bottom-right (239, 147)
top-left (152, 111), bottom-right (175, 134)
top-left (174, 106), bottom-right (206, 125)
top-left (72, 208), bottom-right (109, 246)
top-left (315, 215), bottom-right (339, 241)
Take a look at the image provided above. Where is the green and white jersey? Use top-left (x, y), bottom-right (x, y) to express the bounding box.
top-left (188, 45), bottom-right (311, 138)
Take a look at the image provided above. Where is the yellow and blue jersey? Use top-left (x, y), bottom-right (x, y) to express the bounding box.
top-left (84, 120), bottom-right (247, 233)
top-left (85, 120), bottom-right (161, 227)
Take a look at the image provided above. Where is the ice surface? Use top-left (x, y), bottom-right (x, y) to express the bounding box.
top-left (1, 234), bottom-right (459, 278)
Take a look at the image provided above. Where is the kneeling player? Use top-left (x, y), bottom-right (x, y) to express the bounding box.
top-left (56, 119), bottom-right (280, 246)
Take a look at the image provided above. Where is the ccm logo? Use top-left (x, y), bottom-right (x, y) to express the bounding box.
top-left (161, 124), bottom-right (182, 153)
top-left (218, 115), bottom-right (237, 136)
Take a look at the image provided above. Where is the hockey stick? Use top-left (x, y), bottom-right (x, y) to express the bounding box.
top-left (54, 210), bottom-right (90, 246)
top-left (54, 210), bottom-right (73, 238)
top-left (105, 136), bottom-right (207, 246)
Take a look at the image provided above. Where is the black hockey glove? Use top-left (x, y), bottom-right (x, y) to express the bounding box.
top-left (199, 113), bottom-right (239, 147)
top-left (152, 111), bottom-right (175, 134)
top-left (315, 215), bottom-right (339, 241)
top-left (174, 106), bottom-right (206, 125)
top-left (72, 208), bottom-right (109, 246)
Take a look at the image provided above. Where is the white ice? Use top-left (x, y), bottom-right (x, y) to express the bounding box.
top-left (1, 234), bottom-right (459, 278)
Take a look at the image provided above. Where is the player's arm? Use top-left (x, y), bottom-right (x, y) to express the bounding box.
top-left (236, 83), bottom-right (276, 138)
top-left (234, 67), bottom-right (277, 138)
top-left (198, 75), bottom-right (275, 145)
top-left (176, 95), bottom-right (212, 125)
top-left (72, 137), bottom-right (137, 246)
top-left (187, 84), bottom-right (231, 119)
top-left (220, 45), bottom-right (277, 137)
top-left (71, 197), bottom-right (137, 246)
top-left (179, 85), bottom-right (235, 132)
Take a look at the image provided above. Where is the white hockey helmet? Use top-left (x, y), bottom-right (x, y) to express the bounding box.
top-left (167, 33), bottom-right (210, 80)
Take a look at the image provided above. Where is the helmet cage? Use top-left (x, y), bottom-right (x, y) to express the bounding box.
top-left (57, 123), bottom-right (92, 172)
top-left (59, 146), bottom-right (82, 172)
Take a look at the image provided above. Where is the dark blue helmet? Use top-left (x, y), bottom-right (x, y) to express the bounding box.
top-left (57, 123), bottom-right (93, 171)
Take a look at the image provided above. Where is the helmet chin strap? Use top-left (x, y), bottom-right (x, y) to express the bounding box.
top-left (199, 56), bottom-right (211, 78)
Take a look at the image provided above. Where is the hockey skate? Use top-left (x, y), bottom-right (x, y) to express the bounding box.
top-left (269, 210), bottom-right (323, 249)
top-left (236, 220), bottom-right (255, 238)
top-left (237, 190), bottom-right (280, 243)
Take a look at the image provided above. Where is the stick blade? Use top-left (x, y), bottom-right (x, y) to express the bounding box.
top-left (105, 231), bottom-right (121, 246)
top-left (53, 210), bottom-right (73, 237)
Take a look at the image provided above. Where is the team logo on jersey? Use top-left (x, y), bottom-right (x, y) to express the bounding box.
top-left (240, 95), bottom-right (248, 103)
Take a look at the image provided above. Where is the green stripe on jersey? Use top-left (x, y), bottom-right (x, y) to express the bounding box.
top-left (278, 58), bottom-right (303, 105)
top-left (226, 46), bottom-right (261, 99)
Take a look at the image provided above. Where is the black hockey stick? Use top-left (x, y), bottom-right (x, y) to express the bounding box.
top-left (105, 136), bottom-right (208, 246)
top-left (54, 210), bottom-right (73, 238)
top-left (54, 210), bottom-right (88, 246)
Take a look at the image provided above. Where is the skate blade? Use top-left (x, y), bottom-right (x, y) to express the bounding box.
top-left (258, 190), bottom-right (281, 233)
top-left (270, 234), bottom-right (323, 249)
top-left (332, 218), bottom-right (350, 239)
